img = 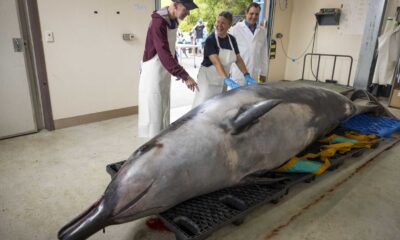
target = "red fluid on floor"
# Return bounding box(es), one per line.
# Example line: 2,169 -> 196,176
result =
145,217 -> 171,232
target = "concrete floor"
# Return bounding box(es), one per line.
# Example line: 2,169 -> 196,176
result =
1,105 -> 400,240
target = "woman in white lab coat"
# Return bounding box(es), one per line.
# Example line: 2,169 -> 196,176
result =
192,11 -> 257,108
230,2 -> 269,85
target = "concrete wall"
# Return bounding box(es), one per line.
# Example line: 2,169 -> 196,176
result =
269,0 -> 369,86
37,0 -> 154,120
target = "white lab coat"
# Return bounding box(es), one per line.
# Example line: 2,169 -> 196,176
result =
230,21 -> 268,85
372,20 -> 400,85
138,28 -> 177,138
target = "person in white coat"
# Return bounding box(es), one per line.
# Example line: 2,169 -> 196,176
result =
372,18 -> 400,86
230,2 -> 269,85
192,11 -> 257,108
138,0 -> 199,138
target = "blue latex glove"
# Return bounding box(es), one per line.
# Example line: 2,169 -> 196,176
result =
244,73 -> 257,85
224,77 -> 240,89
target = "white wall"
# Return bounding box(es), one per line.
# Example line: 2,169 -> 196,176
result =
269,0 -> 369,86
37,0 -> 154,120
267,0 -> 294,81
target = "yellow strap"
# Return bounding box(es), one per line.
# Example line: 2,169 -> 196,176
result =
319,134 -> 339,143
313,156 -> 331,175
345,131 -> 377,141
276,132 -> 378,175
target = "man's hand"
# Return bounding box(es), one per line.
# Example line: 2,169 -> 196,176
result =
183,77 -> 199,92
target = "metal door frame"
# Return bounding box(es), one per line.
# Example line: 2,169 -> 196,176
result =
155,0 -> 160,10
16,0 -> 54,131
353,0 -> 388,90
265,0 -> 275,79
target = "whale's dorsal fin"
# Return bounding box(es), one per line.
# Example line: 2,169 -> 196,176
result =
231,99 -> 282,134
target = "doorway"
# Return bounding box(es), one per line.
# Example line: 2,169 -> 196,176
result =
0,0 -> 53,139
0,0 -> 38,139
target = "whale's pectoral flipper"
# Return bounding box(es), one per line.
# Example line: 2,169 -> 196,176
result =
230,99 -> 282,135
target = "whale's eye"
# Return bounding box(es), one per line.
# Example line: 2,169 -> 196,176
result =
133,140 -> 163,157
134,142 -> 156,156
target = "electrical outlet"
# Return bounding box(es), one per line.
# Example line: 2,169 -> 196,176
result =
45,31 -> 54,43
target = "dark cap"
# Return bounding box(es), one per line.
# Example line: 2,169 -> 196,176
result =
173,0 -> 198,10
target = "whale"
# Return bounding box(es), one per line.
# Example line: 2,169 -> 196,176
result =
58,82 -> 392,239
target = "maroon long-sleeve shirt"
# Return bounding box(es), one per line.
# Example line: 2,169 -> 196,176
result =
142,7 -> 189,80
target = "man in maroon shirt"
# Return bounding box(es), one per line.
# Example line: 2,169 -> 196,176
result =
138,0 -> 199,138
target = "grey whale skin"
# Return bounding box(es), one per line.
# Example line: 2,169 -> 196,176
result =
58,83 -> 387,240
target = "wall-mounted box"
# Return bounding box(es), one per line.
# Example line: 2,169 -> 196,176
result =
122,33 -> 134,41
315,8 -> 341,26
